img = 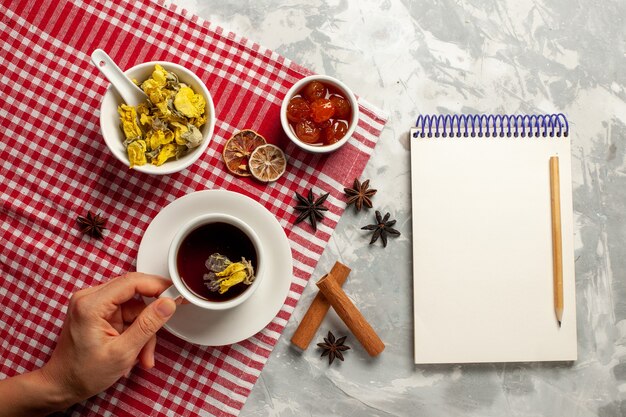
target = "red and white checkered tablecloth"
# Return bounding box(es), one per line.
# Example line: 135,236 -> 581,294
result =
0,0 -> 387,415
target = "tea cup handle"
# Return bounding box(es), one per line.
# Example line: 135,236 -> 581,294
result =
159,285 -> 184,303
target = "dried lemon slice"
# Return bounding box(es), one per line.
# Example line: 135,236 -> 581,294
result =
249,144 -> 287,182
223,129 -> 267,176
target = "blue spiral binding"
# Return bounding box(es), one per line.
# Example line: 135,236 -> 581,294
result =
413,113 -> 569,138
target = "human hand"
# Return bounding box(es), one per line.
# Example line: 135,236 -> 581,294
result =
40,272 -> 177,407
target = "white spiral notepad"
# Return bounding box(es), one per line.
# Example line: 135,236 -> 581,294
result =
410,114 -> 577,364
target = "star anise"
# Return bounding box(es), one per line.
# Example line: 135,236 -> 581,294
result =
361,210 -> 401,247
344,178 -> 377,212
294,189 -> 329,231
317,331 -> 350,365
77,211 -> 107,239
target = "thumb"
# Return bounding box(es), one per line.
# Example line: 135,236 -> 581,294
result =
120,298 -> 177,352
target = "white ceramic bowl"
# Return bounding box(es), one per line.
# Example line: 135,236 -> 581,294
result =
280,74 -> 359,154
165,213 -> 265,311
99,61 -> 216,175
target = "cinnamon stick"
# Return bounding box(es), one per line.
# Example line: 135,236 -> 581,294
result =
316,275 -> 385,356
291,262 -> 351,350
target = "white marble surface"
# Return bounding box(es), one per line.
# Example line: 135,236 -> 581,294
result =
172,1 -> 626,415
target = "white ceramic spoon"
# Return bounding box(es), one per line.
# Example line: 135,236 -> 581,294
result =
91,49 -> 147,106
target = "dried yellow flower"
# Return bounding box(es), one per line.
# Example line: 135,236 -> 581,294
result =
116,64 -> 207,168
174,85 -> 205,119
127,140 -> 147,168
117,104 -> 142,141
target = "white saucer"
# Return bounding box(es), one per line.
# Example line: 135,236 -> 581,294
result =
137,190 -> 293,346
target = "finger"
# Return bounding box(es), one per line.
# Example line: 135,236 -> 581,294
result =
138,335 -> 157,369
70,279 -> 109,300
75,271 -> 138,297
97,272 -> 172,306
117,297 -> 176,354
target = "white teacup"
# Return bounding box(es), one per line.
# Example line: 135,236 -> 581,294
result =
160,213 -> 265,310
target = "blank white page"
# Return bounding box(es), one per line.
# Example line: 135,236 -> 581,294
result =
410,131 -> 577,364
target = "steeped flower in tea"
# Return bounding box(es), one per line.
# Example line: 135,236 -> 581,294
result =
203,253 -> 255,294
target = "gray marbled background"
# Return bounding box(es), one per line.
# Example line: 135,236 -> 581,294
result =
171,0 -> 625,415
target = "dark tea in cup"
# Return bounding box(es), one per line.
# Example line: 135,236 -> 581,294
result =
165,213 -> 265,311
176,221 -> 258,302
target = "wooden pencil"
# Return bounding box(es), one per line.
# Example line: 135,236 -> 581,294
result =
549,156 -> 564,327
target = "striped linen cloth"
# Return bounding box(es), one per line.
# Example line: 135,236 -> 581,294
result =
0,0 -> 387,415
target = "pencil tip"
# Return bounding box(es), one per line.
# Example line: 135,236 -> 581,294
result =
558,320 -> 561,328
